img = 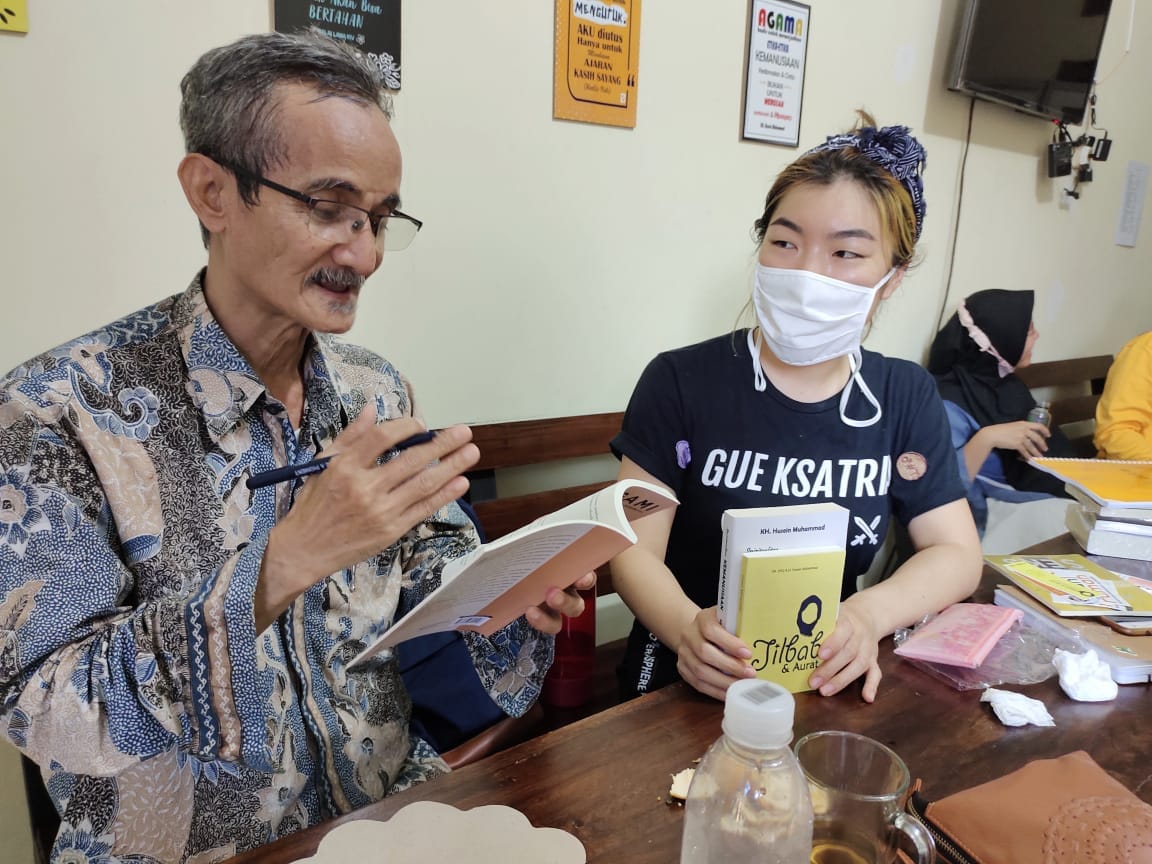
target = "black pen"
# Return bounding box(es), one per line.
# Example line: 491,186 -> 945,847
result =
245,430 -> 437,490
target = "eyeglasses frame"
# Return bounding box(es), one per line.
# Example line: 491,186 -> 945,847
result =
219,160 -> 423,250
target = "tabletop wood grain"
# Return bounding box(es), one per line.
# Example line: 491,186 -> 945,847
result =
227,537 -> 1152,863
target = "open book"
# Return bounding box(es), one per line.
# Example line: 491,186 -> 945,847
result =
348,480 -> 678,667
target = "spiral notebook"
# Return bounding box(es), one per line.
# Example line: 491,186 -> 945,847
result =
1029,458 -> 1152,510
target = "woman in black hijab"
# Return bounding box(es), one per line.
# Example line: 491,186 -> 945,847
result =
928,289 -> 1073,530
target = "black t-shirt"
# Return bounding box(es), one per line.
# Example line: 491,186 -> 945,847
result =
610,330 -> 965,695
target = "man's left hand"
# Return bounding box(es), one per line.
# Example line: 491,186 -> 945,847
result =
524,572 -> 597,635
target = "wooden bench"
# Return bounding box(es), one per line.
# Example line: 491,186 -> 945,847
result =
465,411 -> 625,596
1015,354 -> 1113,457
464,411 -> 630,724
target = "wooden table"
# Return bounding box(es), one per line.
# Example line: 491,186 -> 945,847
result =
230,537 -> 1152,863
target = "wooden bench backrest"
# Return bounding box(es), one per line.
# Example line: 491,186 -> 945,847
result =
1015,354 -> 1113,457
465,412 -> 625,595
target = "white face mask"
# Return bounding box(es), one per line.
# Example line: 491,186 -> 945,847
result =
752,264 -> 896,366
749,265 -> 895,427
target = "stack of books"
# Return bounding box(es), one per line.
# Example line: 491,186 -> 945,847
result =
1065,503 -> 1152,560
717,502 -> 850,692
986,552 -> 1152,684
1030,458 -> 1152,561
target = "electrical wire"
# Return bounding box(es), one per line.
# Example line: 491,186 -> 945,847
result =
1094,0 -> 1135,85
937,96 -> 975,331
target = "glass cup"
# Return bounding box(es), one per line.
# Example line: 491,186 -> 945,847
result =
794,730 -> 935,864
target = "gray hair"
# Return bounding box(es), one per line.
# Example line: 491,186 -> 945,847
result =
179,29 -> 393,243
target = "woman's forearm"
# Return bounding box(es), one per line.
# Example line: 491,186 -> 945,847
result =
848,541 -> 983,637
610,544 -> 700,652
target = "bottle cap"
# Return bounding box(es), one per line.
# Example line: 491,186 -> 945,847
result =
722,679 -> 796,749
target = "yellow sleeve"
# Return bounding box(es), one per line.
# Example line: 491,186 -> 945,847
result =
1095,332 -> 1152,461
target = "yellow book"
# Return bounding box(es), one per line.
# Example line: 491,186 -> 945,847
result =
717,503 -> 850,633
736,547 -> 844,693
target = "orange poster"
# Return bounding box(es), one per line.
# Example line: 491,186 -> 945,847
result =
553,0 -> 641,128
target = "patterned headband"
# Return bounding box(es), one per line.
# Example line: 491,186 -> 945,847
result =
806,125 -> 927,241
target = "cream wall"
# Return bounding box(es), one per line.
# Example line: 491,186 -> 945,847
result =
1,1 -> 1150,858
2,1 -> 1150,423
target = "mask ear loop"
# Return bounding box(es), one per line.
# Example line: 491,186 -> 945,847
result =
956,301 -> 1015,378
839,352 -> 883,428
748,328 -> 767,392
754,329 -> 880,426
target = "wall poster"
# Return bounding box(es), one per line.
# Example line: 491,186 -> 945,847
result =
553,0 -> 642,129
274,0 -> 401,88
742,0 -> 810,146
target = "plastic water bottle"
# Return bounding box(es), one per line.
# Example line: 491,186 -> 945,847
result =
1027,400 -> 1052,428
680,680 -> 813,864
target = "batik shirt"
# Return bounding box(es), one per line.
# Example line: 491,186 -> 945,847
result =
0,273 -> 551,864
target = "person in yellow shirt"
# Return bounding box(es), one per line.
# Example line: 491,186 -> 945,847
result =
1095,331 -> 1152,460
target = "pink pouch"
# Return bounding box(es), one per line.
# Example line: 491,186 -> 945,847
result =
894,603 -> 1022,669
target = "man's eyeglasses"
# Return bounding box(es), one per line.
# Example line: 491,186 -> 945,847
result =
221,161 -> 422,253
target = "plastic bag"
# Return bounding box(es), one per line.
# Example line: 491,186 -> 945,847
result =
893,615 -> 1084,691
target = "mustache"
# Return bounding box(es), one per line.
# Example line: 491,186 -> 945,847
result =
309,268 -> 365,291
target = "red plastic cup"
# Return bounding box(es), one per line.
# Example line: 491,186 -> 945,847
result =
542,586 -> 597,709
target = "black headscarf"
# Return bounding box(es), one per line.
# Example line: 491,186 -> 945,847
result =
928,289 -> 1072,495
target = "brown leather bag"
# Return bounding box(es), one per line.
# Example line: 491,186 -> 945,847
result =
906,751 -> 1152,864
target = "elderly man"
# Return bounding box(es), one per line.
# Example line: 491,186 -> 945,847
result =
0,30 -> 588,863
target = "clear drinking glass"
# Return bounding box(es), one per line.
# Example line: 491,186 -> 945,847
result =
794,730 -> 935,864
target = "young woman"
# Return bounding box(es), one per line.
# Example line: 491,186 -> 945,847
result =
609,114 -> 982,704
921,288 -> 1073,539
927,289 -> 1075,534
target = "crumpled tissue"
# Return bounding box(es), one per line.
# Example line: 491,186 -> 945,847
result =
1053,648 -> 1118,702
980,687 -> 1055,727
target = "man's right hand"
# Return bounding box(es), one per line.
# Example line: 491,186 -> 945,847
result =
255,404 -> 480,630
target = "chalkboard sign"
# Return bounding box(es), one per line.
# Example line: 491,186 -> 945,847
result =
274,0 -> 402,89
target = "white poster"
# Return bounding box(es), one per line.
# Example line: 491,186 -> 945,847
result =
1115,160 -> 1149,248
742,0 -> 810,146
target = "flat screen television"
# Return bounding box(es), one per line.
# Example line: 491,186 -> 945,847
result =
949,0 -> 1113,126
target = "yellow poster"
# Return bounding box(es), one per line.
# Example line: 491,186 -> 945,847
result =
0,1 -> 28,33
553,0 -> 641,128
